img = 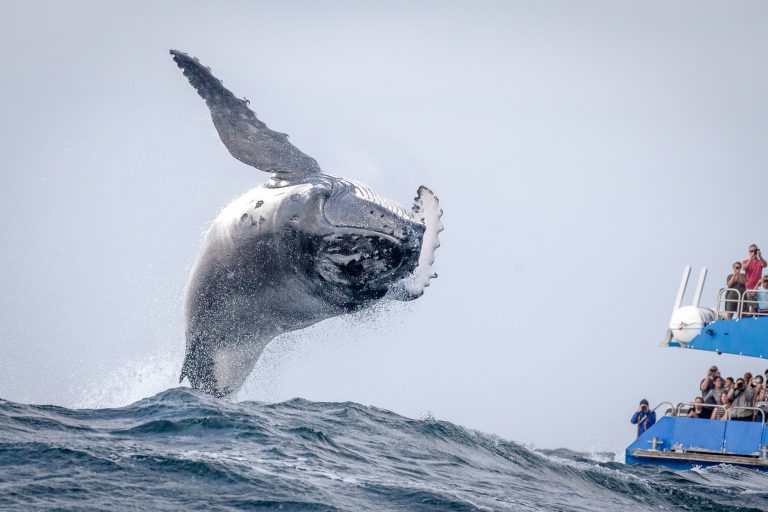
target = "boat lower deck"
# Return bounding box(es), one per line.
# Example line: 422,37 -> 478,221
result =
628,448 -> 768,469
625,415 -> 768,470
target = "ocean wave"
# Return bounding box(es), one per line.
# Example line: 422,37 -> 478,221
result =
1,388 -> 768,511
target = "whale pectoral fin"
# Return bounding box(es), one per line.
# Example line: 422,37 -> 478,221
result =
387,186 -> 443,301
170,50 -> 321,180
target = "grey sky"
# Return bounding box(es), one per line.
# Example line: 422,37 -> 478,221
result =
1,1 -> 767,451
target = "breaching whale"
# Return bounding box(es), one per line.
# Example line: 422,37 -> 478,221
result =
171,50 -> 443,397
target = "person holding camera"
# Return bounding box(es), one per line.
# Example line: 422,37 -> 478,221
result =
743,244 -> 767,314
700,366 -> 719,398
703,375 -> 727,412
725,262 -> 746,319
728,378 -> 755,421
631,399 -> 656,437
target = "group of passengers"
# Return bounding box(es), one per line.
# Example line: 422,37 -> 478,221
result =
692,365 -> 768,421
724,243 -> 768,318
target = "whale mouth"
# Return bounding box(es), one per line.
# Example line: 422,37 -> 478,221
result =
315,230 -> 420,301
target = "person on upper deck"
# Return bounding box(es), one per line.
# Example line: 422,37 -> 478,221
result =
755,277 -> 768,315
743,244 -> 766,287
688,397 -> 709,419
725,262 -> 746,319
743,244 -> 767,315
631,399 -> 656,437
728,378 -> 755,421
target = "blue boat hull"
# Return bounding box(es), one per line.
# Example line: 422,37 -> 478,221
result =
626,416 -> 768,470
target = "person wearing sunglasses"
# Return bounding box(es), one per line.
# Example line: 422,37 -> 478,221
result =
726,261 -> 746,319
743,244 -> 767,315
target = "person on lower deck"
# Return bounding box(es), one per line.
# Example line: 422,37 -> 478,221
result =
711,392 -> 731,420
726,262 -> 746,319
688,397 -> 708,419
631,399 -> 656,437
753,375 -> 767,422
699,366 -> 719,398
728,378 -> 755,421
703,376 -> 726,405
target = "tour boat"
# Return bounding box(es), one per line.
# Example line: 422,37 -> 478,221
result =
625,266 -> 768,469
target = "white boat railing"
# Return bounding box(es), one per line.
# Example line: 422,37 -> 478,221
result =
715,288 -> 768,319
672,401 -> 768,423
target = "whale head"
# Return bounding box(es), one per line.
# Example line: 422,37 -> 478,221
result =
294,177 -> 425,308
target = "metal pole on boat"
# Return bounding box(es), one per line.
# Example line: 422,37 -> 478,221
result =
692,267 -> 708,307
673,266 -> 691,311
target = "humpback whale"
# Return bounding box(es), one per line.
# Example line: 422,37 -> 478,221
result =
171,50 -> 443,397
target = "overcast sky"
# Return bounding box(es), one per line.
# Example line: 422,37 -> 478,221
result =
2,1 -> 768,452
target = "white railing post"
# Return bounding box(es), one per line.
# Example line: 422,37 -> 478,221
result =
673,265 -> 692,312
693,267 -> 708,307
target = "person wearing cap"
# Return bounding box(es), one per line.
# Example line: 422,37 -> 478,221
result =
700,366 -> 719,398
630,399 -> 656,437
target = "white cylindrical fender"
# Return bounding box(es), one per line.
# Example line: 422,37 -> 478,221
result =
669,306 -> 716,344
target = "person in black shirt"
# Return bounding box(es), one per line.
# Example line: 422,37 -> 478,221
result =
688,397 -> 708,419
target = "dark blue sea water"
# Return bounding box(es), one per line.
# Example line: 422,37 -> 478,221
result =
1,388 -> 767,511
